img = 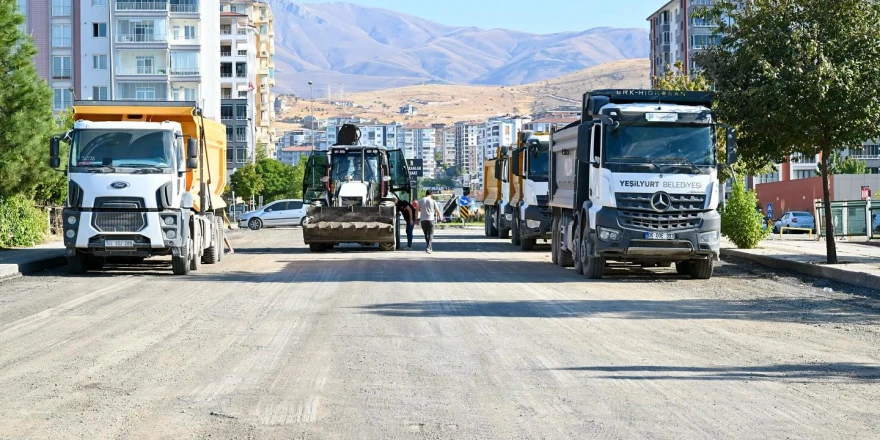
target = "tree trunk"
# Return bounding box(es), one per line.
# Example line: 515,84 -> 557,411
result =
820,146 -> 838,264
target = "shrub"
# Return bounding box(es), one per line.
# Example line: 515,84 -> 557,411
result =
0,194 -> 47,248
721,178 -> 769,249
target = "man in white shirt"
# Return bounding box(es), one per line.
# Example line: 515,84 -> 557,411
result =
417,190 -> 444,253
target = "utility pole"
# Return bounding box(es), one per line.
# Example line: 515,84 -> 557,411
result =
308,81 -> 315,151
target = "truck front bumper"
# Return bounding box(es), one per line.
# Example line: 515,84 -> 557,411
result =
62,208 -> 185,256
521,205 -> 552,239
592,208 -> 720,261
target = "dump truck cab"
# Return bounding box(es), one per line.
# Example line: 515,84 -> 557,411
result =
509,131 -> 552,249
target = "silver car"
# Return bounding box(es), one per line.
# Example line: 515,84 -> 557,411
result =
238,199 -> 308,230
773,211 -> 816,234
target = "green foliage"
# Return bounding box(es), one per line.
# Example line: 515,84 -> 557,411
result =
33,109 -> 77,205
288,157 -> 308,199
255,158 -> 297,203
444,166 -> 462,178
816,151 -> 870,175
695,0 -> 880,263
0,194 -> 47,248
255,143 -> 269,161
721,179 -> 768,249
0,3 -> 59,200
653,60 -> 711,91
229,163 -> 263,200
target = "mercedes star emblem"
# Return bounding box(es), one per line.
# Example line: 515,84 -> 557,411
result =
651,192 -> 671,212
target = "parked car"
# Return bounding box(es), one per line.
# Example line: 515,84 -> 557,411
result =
872,211 -> 880,234
227,204 -> 247,222
238,199 -> 308,230
773,211 -> 816,234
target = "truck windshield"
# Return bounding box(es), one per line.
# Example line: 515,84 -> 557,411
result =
332,150 -> 380,183
71,129 -> 174,168
528,143 -> 550,180
604,123 -> 714,173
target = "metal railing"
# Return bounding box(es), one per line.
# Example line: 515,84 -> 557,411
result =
116,33 -> 167,43
116,1 -> 168,10
169,2 -> 198,12
220,51 -> 232,56
52,69 -> 72,79
220,29 -> 233,35
116,66 -> 167,75
220,72 -> 233,78
170,68 -> 199,76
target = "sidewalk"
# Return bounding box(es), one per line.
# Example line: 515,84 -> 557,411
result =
721,236 -> 880,289
0,241 -> 66,280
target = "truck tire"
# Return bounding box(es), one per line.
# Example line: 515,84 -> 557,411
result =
484,210 -> 491,236
551,218 -> 559,265
379,242 -> 395,252
689,259 -> 714,279
582,234 -> 605,280
487,207 -> 499,237
67,252 -> 89,275
557,223 -> 574,268
202,217 -> 221,265
498,212 -> 509,239
675,261 -> 691,275
189,237 -> 200,271
511,217 -> 521,246
572,226 -> 584,275
520,237 -> 535,251
172,243 -> 191,275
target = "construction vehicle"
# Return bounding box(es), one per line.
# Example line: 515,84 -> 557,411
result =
482,147 -> 512,238
302,124 -> 411,252
49,101 -> 227,275
508,130 -> 552,250
549,89 -> 736,279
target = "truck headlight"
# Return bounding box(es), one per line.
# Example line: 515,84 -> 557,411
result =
165,230 -> 177,239
699,231 -> 719,243
67,215 -> 77,225
527,220 -> 541,228
598,227 -> 621,242
65,230 -> 75,238
163,216 -> 175,226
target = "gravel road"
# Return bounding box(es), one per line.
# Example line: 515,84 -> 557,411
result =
0,228 -> 878,439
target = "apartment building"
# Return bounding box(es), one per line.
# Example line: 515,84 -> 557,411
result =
647,0 -> 719,81
454,121 -> 481,180
19,0 -> 77,112
325,121 -> 397,149
480,116 -> 529,160
277,145 -> 312,167
398,125 -> 437,179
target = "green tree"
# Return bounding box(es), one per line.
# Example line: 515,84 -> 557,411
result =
816,151 -> 870,175
255,158 -> 296,203
653,60 -> 711,91
255,143 -> 269,161
0,3 -> 58,199
695,0 -> 880,263
229,163 -> 263,201
34,108 -> 77,205
288,157 -> 308,199
721,178 -> 769,249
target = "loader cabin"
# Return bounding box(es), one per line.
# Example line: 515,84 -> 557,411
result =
303,145 -> 411,206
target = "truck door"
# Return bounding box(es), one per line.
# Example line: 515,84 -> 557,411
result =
303,151 -> 328,202
387,149 -> 411,199
589,124 -> 603,206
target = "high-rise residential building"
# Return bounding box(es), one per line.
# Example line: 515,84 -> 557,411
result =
647,0 -> 720,82
18,0 -> 221,116
398,125 -> 437,178
442,128 -> 456,169
251,0 -> 275,157
325,121 -> 397,149
454,121 -> 481,180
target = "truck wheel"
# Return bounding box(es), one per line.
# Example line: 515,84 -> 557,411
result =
689,259 -> 714,279
558,225 -> 574,268
582,235 -> 605,280
189,237 -> 200,271
172,243 -> 191,275
202,219 -> 221,265
487,207 -> 499,237
551,218 -> 559,265
521,237 -> 535,251
572,226 -> 584,275
511,217 -> 521,246
484,211 -> 490,236
379,242 -> 395,252
498,213 -> 509,239
67,252 -> 89,275
675,261 -> 691,275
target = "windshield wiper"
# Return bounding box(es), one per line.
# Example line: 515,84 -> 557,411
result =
127,164 -> 167,174
86,166 -> 117,173
609,156 -> 664,173
664,157 -> 704,175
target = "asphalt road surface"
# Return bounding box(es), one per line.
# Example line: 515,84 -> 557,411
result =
1,228 -> 878,439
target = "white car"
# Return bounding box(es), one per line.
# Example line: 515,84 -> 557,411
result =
238,199 -> 308,230
873,212 -> 880,234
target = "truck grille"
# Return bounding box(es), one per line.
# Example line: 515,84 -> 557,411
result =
92,197 -> 147,232
616,192 -> 706,231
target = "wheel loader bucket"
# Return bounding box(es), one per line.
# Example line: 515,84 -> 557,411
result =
303,205 -> 397,245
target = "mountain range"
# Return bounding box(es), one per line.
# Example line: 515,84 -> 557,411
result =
267,1 -> 650,94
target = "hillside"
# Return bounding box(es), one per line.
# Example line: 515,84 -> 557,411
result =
275,59 -> 650,131
267,0 -> 648,93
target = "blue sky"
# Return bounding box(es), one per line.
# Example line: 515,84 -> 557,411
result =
304,0 -> 661,33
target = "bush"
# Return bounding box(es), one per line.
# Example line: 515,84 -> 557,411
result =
721,178 -> 769,249
0,195 -> 47,248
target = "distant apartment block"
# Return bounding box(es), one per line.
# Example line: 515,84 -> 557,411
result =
647,0 -> 720,82
277,145 -> 312,167
398,125 -> 437,179
454,121 -> 481,181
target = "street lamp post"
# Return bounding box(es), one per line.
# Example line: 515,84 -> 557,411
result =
308,80 -> 314,151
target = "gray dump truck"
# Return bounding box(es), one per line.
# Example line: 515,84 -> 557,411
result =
301,125 -> 411,252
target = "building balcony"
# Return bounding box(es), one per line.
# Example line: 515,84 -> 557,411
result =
221,50 -> 231,57
115,66 -> 169,76
169,0 -> 199,13
169,35 -> 199,45
116,33 -> 167,44
116,1 -> 168,11
51,69 -> 72,80
170,67 -> 199,76
51,6 -> 72,16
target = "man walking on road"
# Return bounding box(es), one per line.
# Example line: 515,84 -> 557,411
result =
418,190 -> 443,253
396,197 -> 416,250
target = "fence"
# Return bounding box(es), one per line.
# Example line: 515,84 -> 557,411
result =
815,200 -> 873,239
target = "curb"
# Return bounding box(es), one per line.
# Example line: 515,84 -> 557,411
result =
0,253 -> 67,281
721,248 -> 880,290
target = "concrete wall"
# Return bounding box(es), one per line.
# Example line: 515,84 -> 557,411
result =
755,176 -> 827,215
833,174 -> 880,200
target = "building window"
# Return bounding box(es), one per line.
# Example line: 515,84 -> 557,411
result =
93,54 -> 108,70
692,34 -> 721,49
238,90 -> 248,98
794,170 -> 818,180
220,24 -> 232,35
260,24 -> 268,35
172,87 -> 196,101
235,105 -> 247,120
221,88 -> 232,99
791,152 -> 817,164
170,51 -> 199,75
236,127 -> 247,142
52,0 -> 71,16
135,86 -> 156,100
235,62 -> 247,78
236,147 -> 246,163
92,0 -> 108,5
850,144 -> 880,159
136,55 -> 155,74
221,105 -> 233,120
92,86 -> 109,100
53,89 -> 72,110
227,148 -> 234,162
93,23 -> 107,38
52,56 -> 71,79
691,17 -> 711,27
52,24 -> 71,47
230,5 -> 237,12
226,126 -> 233,141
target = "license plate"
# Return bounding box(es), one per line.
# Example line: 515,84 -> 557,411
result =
645,232 -> 675,240
105,240 -> 135,247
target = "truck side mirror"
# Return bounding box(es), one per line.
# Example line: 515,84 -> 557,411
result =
511,151 -> 521,177
49,137 -> 61,169
726,128 -> 738,165
187,138 -> 199,159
